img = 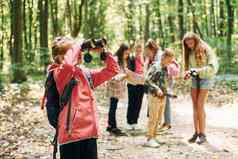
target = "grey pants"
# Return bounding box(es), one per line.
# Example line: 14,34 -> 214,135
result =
164,96 -> 171,125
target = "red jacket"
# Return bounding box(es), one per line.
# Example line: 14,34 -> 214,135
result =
49,44 -> 119,145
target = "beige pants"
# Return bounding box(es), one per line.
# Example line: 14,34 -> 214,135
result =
147,94 -> 166,139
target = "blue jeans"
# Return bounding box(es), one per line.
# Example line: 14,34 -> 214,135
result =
164,96 -> 171,125
192,78 -> 213,89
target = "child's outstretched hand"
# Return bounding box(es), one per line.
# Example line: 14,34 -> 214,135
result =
184,71 -> 191,80
114,73 -> 128,81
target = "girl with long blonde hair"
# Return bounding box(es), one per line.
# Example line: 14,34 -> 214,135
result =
183,32 -> 218,144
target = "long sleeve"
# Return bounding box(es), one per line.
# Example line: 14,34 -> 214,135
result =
111,72 -> 127,81
90,53 -> 120,88
64,43 -> 81,66
198,47 -> 219,79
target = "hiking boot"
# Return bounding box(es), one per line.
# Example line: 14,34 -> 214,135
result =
106,127 -> 127,136
188,132 -> 198,143
197,133 -> 207,145
144,138 -> 160,148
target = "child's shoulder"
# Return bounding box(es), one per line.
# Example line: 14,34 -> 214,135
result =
150,61 -> 162,70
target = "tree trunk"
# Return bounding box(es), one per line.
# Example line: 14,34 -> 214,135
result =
219,0 -> 225,37
138,4 -> 143,38
125,0 -> 136,43
23,0 -> 28,57
27,0 -> 33,62
10,0 -> 27,83
71,0 -> 85,37
168,0 -> 176,42
187,0 -> 203,38
210,0 -> 217,37
66,0 -> 72,33
155,0 -> 165,48
204,0 -> 209,36
178,0 -> 185,40
144,4 -> 150,44
0,4 -> 4,70
38,0 -> 49,72
49,0 -> 58,37
225,0 -> 234,61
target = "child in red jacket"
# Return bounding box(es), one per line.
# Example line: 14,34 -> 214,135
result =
47,37 -> 119,159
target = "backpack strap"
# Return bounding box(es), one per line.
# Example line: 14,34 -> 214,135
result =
40,71 -> 54,110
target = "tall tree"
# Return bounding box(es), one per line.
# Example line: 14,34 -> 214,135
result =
187,0 -> 203,38
0,2 -> 5,70
138,4 -> 144,38
38,0 -> 49,71
10,0 -> 27,83
219,0 -> 225,37
124,0 -> 137,43
168,0 -> 176,42
154,0 -> 165,47
71,0 -> 85,37
225,0 -> 234,61
49,0 -> 59,37
210,0 -> 217,37
27,0 -> 34,62
144,4 -> 150,43
178,0 -> 185,40
83,0 -> 108,38
203,0 -> 209,36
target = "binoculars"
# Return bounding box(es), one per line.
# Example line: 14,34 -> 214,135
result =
81,38 -> 108,63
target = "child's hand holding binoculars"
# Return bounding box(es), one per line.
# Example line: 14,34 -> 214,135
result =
81,38 -> 108,63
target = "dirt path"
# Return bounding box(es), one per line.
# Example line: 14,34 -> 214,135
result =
1,84 -> 238,159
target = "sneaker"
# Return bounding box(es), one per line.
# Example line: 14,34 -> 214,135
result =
197,133 -> 207,145
159,124 -> 172,131
132,124 -> 138,130
188,132 -> 198,143
106,127 -> 127,136
126,124 -> 134,131
144,139 -> 160,148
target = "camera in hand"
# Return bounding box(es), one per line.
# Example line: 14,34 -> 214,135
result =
81,38 -> 107,63
189,69 -> 199,78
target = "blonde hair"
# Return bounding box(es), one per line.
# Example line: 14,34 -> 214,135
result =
51,37 -> 75,64
182,32 -> 209,70
163,48 -> 175,58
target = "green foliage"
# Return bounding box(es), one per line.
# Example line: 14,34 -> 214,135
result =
0,0 -> 238,84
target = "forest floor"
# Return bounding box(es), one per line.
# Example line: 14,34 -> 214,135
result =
0,79 -> 238,159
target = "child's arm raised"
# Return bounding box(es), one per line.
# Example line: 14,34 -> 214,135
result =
90,53 -> 120,88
